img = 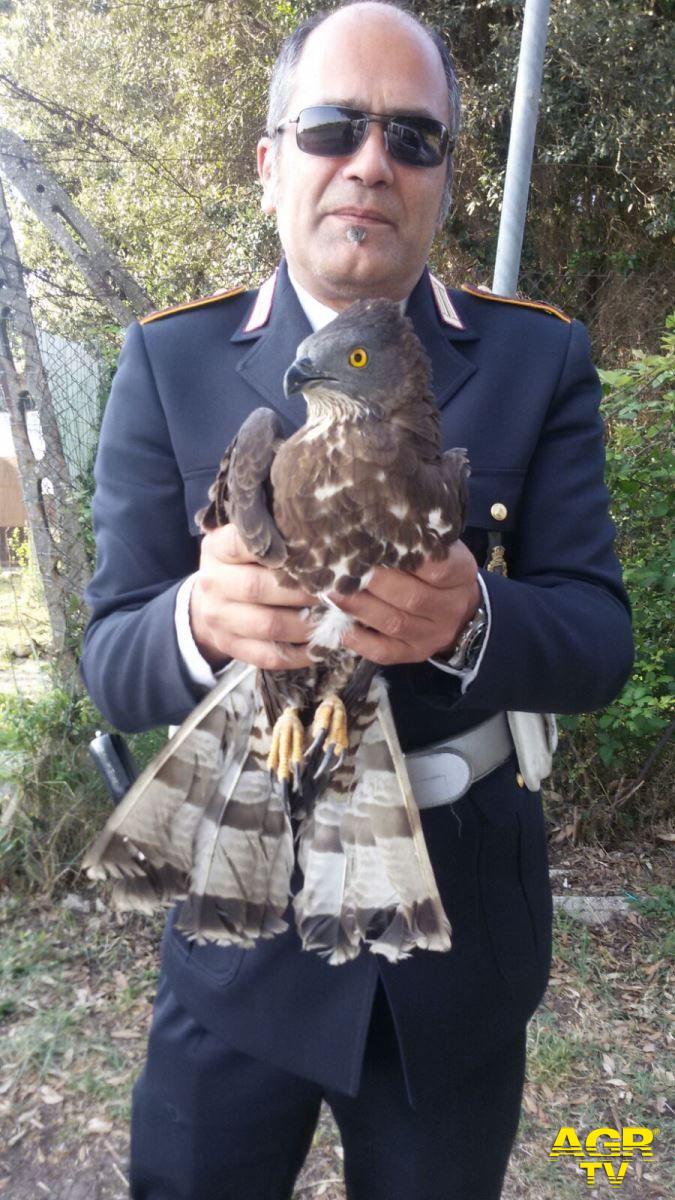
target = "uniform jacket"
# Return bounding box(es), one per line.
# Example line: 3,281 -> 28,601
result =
80,258 -> 633,1109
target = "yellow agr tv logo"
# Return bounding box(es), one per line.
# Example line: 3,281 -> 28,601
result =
549,1126 -> 658,1187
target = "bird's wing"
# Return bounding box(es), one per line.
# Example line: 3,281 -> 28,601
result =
441,447 -> 470,532
197,407 -> 288,567
406,445 -> 470,560
82,662 -> 294,944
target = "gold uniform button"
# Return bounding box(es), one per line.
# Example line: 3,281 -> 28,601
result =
491,502 -> 508,521
516,772 -> 525,788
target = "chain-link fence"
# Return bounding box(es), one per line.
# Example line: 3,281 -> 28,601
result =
0,313 -> 108,694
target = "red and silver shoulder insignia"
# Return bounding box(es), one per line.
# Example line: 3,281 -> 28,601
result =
243,268 -> 279,333
429,274 -> 465,330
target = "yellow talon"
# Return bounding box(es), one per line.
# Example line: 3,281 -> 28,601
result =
308,694 -> 349,773
267,706 -> 305,785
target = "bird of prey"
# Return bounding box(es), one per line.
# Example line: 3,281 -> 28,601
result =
83,299 -> 469,965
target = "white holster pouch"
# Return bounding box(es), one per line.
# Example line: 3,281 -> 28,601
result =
506,711 -> 558,791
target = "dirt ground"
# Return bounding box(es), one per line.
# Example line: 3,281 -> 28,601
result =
0,843 -> 672,1199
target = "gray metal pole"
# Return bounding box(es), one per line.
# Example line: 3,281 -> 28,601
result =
492,0 -> 551,297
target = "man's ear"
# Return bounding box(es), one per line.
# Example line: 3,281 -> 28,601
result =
257,138 -> 277,215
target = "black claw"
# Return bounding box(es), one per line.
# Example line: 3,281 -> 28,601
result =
332,749 -> 346,773
305,727 -> 327,759
282,779 -> 291,808
314,745 -> 336,780
293,761 -> 303,795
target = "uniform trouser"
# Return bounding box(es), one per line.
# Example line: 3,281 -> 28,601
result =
130,969 -> 527,1200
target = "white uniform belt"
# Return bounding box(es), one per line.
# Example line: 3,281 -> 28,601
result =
404,712 -> 513,809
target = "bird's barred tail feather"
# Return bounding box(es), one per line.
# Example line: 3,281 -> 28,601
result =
293,676 -> 452,965
82,662 -> 294,944
85,666 -> 451,964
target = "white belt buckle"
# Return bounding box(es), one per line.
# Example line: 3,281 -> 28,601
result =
405,749 -> 473,809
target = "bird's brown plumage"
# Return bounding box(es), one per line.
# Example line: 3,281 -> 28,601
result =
84,299 -> 469,964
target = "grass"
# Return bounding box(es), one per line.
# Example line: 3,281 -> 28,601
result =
512,904 -> 673,1199
0,898 -> 158,1197
527,1023 -> 591,1086
630,884 -> 675,922
0,859 -> 672,1199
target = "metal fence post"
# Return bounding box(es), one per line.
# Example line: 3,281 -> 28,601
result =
492,0 -> 551,298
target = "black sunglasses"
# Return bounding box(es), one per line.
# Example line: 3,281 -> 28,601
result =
276,105 -> 453,168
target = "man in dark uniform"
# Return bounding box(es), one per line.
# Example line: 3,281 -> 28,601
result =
80,3 -> 633,1197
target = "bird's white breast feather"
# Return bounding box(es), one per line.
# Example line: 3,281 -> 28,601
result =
427,508 -> 454,534
315,481 -> 351,501
309,604 -> 354,650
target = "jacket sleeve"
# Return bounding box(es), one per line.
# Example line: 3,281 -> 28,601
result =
79,321 -> 205,731
451,317 -> 633,714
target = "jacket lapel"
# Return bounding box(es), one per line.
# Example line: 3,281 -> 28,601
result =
405,269 -> 479,412
232,261 -> 479,431
232,261 -> 312,433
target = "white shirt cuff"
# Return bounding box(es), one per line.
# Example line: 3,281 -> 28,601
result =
427,573 -> 492,694
175,573 -> 235,690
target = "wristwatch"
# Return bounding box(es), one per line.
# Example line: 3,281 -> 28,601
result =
443,603 -> 488,671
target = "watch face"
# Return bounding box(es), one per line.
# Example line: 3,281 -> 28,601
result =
465,631 -> 485,669
465,610 -> 488,668
445,606 -> 487,670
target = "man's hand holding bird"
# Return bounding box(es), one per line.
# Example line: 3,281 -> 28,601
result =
190,523 -> 317,672
190,523 -> 479,672
335,544 -> 480,665
84,299 -> 471,965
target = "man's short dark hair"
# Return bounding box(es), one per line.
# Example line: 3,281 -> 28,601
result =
266,0 -> 461,222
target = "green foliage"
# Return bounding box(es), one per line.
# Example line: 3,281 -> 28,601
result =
0,685 -> 166,893
561,314 -> 674,769
553,315 -> 674,834
7,526 -> 29,572
628,885 -> 675,921
405,1 -> 673,351
0,534 -> 52,657
0,1 -> 671,354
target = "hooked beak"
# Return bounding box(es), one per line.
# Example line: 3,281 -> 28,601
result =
283,356 -> 331,397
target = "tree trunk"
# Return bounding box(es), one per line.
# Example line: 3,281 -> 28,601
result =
0,126 -> 153,324
0,176 -> 90,663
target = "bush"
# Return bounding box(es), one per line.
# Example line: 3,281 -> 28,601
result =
0,684 -> 166,895
553,314 -> 675,836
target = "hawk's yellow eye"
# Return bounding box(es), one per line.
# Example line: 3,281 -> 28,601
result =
348,347 -> 368,368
